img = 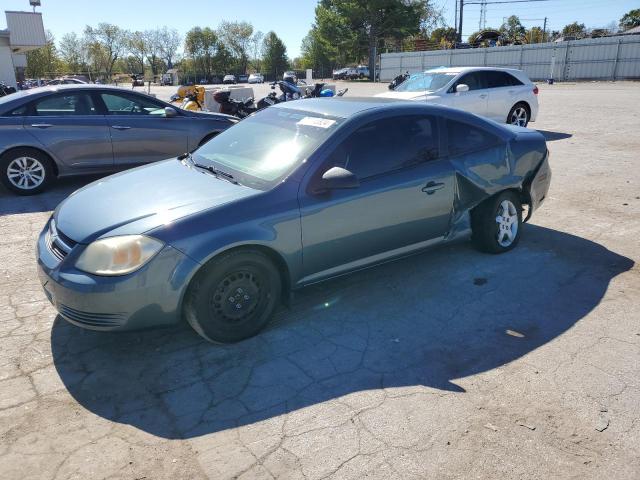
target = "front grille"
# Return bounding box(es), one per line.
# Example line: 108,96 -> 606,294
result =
58,304 -> 126,328
46,220 -> 77,262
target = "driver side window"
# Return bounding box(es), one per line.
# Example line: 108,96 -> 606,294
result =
325,115 -> 440,180
452,72 -> 485,92
100,93 -> 165,115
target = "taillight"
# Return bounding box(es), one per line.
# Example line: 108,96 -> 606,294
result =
533,85 -> 539,95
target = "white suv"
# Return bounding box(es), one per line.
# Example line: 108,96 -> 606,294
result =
377,67 -> 539,127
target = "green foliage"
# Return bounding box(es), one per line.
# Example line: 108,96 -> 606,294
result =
562,22 -> 587,38
25,31 -> 62,78
262,31 -> 289,78
500,15 -> 526,43
619,9 -> 640,30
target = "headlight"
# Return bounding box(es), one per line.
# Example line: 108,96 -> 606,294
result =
75,235 -> 164,276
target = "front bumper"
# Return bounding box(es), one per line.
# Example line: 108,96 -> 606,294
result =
37,221 -> 200,331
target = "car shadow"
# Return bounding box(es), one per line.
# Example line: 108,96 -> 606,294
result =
51,225 -> 633,439
536,130 -> 573,141
0,175 -> 105,216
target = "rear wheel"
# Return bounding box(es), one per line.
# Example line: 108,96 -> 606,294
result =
507,102 -> 530,127
0,148 -> 54,195
184,249 -> 281,343
471,191 -> 523,253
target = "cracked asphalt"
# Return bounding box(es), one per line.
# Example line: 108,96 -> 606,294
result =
1,82 -> 639,479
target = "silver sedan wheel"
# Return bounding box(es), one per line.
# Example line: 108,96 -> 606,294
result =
496,200 -> 519,247
510,107 -> 529,127
7,156 -> 46,190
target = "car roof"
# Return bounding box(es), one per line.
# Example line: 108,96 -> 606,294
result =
424,66 -> 525,75
273,96 -> 456,119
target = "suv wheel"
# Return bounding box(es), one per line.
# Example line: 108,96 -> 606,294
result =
508,103 -> 530,127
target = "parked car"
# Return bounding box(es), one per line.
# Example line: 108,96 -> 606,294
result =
47,77 -> 88,86
131,74 -> 145,87
248,73 -> 264,84
223,75 -> 237,84
37,97 -> 551,343
377,67 -> 539,127
237,74 -> 249,83
0,85 -> 237,194
355,65 -> 370,79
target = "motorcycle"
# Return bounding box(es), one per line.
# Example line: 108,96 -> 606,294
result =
213,90 -> 256,118
180,91 -> 202,111
388,72 -> 410,90
256,80 -> 303,109
0,82 -> 17,97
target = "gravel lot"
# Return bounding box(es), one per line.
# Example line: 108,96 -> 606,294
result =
1,81 -> 639,480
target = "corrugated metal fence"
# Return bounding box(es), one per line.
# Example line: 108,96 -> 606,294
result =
379,35 -> 640,82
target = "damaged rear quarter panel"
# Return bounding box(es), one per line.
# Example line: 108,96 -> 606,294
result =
449,128 -> 548,222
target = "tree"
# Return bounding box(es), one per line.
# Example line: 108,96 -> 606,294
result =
561,22 -> 586,38
320,0 -> 425,79
500,15 -> 526,43
526,26 -> 546,43
185,27 -> 228,79
59,32 -> 88,74
262,31 -> 289,79
218,21 -> 254,74
143,29 -> 163,76
158,27 -> 181,69
26,31 -> 60,78
249,31 -> 264,72
619,9 -> 640,30
84,23 -> 128,79
430,27 -> 456,49
127,31 -> 147,74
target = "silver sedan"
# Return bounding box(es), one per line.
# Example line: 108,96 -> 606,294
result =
0,85 -> 237,194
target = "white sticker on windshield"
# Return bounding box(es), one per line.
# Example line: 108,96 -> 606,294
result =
297,117 -> 336,129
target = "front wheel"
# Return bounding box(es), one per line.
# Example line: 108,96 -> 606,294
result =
471,191 -> 523,253
507,103 -> 530,127
184,250 -> 281,343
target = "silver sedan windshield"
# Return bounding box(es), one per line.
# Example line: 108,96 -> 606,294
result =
394,72 -> 456,92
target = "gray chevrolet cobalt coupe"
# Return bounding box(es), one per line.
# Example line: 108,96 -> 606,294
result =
0,85 -> 236,194
37,98 -> 551,343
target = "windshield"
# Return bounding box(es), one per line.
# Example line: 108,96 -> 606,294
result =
394,72 -> 456,92
193,107 -> 344,189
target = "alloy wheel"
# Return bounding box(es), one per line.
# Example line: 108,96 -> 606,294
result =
510,107 -> 528,127
495,200 -> 519,247
7,157 -> 46,190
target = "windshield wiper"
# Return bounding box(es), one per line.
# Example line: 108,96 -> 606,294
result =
180,153 -> 240,185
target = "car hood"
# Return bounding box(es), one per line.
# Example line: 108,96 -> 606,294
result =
54,159 -> 261,244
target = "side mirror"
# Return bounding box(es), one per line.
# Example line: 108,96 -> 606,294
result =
314,167 -> 359,194
164,106 -> 178,118
455,83 -> 469,93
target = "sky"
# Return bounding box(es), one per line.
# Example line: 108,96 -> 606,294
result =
2,0 -> 638,57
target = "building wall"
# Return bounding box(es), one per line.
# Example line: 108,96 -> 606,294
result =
0,39 -> 16,88
379,35 -> 640,82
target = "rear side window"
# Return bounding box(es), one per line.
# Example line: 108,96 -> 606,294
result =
32,93 -> 97,116
327,115 -> 440,180
486,71 -> 524,88
446,120 -> 500,156
3,105 -> 28,117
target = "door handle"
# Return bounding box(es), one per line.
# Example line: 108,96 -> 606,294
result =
111,125 -> 132,130
422,181 -> 445,195
30,123 -> 53,128
479,94 -> 488,99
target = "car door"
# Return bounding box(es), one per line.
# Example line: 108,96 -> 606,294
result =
23,91 -> 113,170
449,71 -> 489,117
485,71 -> 523,122
96,91 -> 190,167
299,115 -> 455,281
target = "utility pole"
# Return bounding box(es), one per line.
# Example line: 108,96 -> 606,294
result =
454,0 -> 458,39
457,0 -> 464,43
543,17 -> 548,42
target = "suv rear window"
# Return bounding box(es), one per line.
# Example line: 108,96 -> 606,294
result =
486,71 -> 524,88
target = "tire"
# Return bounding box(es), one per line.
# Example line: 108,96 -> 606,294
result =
184,249 -> 282,343
507,102 -> 530,127
471,191 -> 523,254
0,148 -> 54,195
